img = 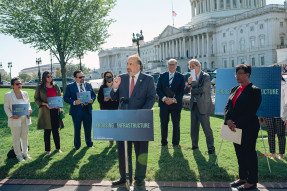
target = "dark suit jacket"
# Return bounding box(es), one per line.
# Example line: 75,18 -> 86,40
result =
184,71 -> 211,114
64,81 -> 96,116
156,71 -> 185,109
224,83 -> 262,132
110,72 -> 156,110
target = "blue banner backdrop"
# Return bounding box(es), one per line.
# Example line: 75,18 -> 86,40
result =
215,67 -> 282,117
92,110 -> 154,141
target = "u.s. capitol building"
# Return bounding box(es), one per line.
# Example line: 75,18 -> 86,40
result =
98,0 -> 287,76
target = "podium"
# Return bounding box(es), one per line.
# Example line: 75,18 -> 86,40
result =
92,109 -> 154,190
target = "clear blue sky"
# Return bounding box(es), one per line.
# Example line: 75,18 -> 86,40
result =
0,0 -> 285,77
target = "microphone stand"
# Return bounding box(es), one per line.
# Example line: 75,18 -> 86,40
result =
119,97 -> 131,190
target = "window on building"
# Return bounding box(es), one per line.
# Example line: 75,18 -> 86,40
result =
259,24 -> 264,29
280,22 -> 283,27
223,33 -> 226,37
230,43 -> 234,52
251,39 -> 255,49
280,37 -> 284,46
252,57 -> 255,66
240,29 -> 243,33
226,0 -> 230,8
240,39 -> 245,51
233,0 -> 236,7
260,56 -> 265,65
215,0 -> 217,9
220,0 -> 224,9
260,37 -> 265,47
224,60 -> 227,68
232,60 -> 235,67
223,44 -> 227,53
250,26 -> 254,31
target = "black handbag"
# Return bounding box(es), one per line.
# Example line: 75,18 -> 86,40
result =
7,145 -> 30,159
163,87 -> 175,98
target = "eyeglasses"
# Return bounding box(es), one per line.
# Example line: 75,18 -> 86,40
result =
234,72 -> 246,77
78,76 -> 85,79
168,64 -> 176,66
46,76 -> 53,78
15,83 -> 22,86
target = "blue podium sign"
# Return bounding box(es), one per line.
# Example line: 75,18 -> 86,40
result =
92,110 -> 154,141
47,96 -> 63,108
12,104 -> 29,116
77,91 -> 91,103
215,67 -> 282,117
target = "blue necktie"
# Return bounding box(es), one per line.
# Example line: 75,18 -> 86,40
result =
169,74 -> 174,87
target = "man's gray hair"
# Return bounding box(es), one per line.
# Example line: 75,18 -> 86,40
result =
189,59 -> 201,67
168,58 -> 177,65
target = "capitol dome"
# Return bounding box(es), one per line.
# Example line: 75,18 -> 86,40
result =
188,0 -> 266,25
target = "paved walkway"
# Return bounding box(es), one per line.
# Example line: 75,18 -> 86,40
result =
0,179 -> 287,191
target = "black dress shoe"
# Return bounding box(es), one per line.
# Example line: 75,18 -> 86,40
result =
112,178 -> 126,185
230,180 -> 246,187
191,146 -> 199,150
134,179 -> 145,187
237,184 -> 257,190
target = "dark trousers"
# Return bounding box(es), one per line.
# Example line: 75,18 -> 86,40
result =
116,141 -> 148,181
44,109 -> 60,151
190,103 -> 214,151
234,126 -> 259,184
159,106 -> 181,146
265,117 -> 286,154
72,107 -> 93,149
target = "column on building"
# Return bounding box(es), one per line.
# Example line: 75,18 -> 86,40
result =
175,39 -> 178,58
192,1 -> 195,17
224,0 -> 226,10
197,35 -> 200,58
217,0 -> 220,10
189,37 -> 192,58
212,33 -> 216,55
237,0 -> 240,8
251,0 -> 254,8
193,36 -> 196,58
202,34 -> 205,57
159,44 -> 162,61
182,37 -> 186,58
231,0 -> 233,9
263,0 -> 266,6
180,37 -> 183,58
203,0 -> 206,12
206,33 -> 210,57
165,42 -> 168,60
196,0 -> 199,15
162,43 -> 165,60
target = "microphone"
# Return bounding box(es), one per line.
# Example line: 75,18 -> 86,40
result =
119,97 -> 129,110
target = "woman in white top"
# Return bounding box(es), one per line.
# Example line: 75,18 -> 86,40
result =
4,77 -> 32,162
265,76 -> 287,160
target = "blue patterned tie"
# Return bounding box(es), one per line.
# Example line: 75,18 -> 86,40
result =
169,74 -> 174,87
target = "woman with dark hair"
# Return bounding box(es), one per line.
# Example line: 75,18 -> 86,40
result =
265,75 -> 287,160
34,71 -> 64,155
97,71 -> 119,147
224,64 -> 262,190
4,77 -> 32,162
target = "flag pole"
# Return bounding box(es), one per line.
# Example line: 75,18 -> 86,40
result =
171,0 -> 174,26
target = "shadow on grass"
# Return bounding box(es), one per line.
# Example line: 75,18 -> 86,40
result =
193,149 -> 231,181
0,158 -> 18,178
43,148 -> 88,179
154,146 -> 196,181
78,146 -> 117,180
9,153 -> 52,179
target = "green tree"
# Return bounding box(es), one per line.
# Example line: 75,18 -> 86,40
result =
0,0 -> 116,93
18,73 -> 32,82
31,73 -> 39,80
66,63 -> 91,78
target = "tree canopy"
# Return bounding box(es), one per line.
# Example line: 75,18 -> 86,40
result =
0,0 -> 116,92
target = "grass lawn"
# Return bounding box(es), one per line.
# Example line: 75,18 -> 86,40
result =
0,88 -> 286,182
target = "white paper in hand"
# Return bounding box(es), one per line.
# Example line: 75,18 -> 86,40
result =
190,69 -> 196,81
220,123 -> 242,145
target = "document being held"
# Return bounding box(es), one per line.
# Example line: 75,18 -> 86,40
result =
12,104 -> 29,116
77,91 -> 91,103
47,96 -> 63,108
220,123 -> 242,145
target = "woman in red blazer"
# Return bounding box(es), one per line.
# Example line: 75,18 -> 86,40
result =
224,64 -> 262,190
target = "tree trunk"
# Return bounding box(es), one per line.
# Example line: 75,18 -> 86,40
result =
59,52 -> 67,95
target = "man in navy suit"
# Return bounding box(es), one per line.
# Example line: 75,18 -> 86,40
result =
156,59 -> 185,147
64,70 -> 96,150
110,54 -> 156,187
